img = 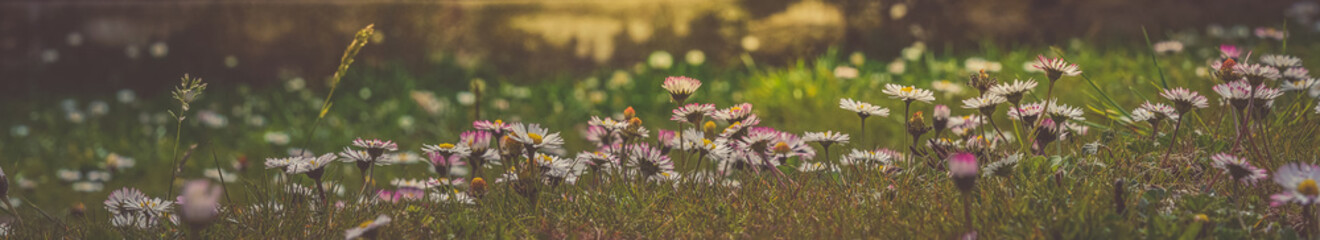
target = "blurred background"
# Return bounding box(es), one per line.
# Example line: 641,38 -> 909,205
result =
0,0 -> 1299,99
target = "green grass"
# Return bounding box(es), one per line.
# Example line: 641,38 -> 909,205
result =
1,32 -> 1320,238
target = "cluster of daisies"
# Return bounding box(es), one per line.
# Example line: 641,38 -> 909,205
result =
102,180 -> 222,231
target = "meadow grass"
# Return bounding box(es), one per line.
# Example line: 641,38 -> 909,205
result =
1,28 -> 1319,239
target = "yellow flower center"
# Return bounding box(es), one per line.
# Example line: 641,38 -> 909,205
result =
901,86 -> 913,93
702,139 -> 713,148
528,133 -> 543,144
540,155 -> 553,163
661,172 -> 671,177
438,143 -> 455,149
359,220 -> 374,228
494,119 -> 503,125
731,106 -> 741,111
1301,179 -> 1320,196
772,142 -> 790,154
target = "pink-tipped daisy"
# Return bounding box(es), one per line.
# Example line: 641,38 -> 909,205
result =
473,120 -> 514,136
661,76 -> 702,103
711,103 -> 755,123
948,152 -> 978,192
1033,55 -> 1081,81
960,95 -> 1006,115
671,103 -> 716,125
1211,153 -> 1267,184
1159,88 -> 1209,113
1235,63 -> 1281,85
352,138 -> 398,158
1272,163 -> 1320,205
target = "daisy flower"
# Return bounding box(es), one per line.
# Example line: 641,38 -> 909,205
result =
840,149 -> 891,167
803,131 -> 850,148
474,120 -> 514,137
538,153 -> 586,185
509,123 -> 565,153
1213,80 -> 1254,110
1211,153 -> 1267,184
576,151 -> 620,171
340,147 -> 396,171
1046,101 -> 1085,123
1283,68 -> 1310,82
671,103 -> 716,125
1139,101 -> 1179,121
345,215 -> 392,240
1235,63 -> 1281,85
1272,163 -> 1320,205
287,153 -> 337,178
711,103 -> 755,123
1260,54 -> 1302,69
769,132 -> 816,162
1006,102 -> 1045,123
961,94 -> 1006,115
352,138 -> 398,158
104,187 -> 147,215
882,84 -> 936,103
948,152 -> 978,192
588,116 -> 627,133
839,98 -> 889,118
798,162 -> 840,173
982,154 -> 1022,178
987,79 -> 1038,104
458,131 -> 493,155
661,76 -> 702,103
627,144 -> 675,179
426,150 -> 467,176
1033,55 -> 1082,81
933,105 -> 951,132
1159,88 -> 1209,113
265,157 -> 298,170
1277,77 -> 1320,91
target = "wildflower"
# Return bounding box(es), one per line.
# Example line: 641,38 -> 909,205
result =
661,76 -> 702,103
179,180 -> 222,230
426,148 -> 468,176
711,103 -> 755,123
264,131 -> 291,145
803,131 -> 850,148
1283,68 -> 1311,83
197,110 -> 228,128
627,144 -> 675,179
1139,102 -> 1179,122
982,154 -> 1021,178
1261,54 -> 1303,69
1271,163 -> 1320,205
907,111 -> 931,137
469,177 -> 487,197
1007,102 -> 1045,124
987,79 -> 1038,105
968,69 -> 997,94
882,84 -> 936,103
537,154 -> 586,185
1046,101 -> 1085,123
57,169 -> 81,182
1211,153 -> 1267,184
948,153 -> 978,192
577,151 -> 620,171
932,105 -> 951,133
510,123 -> 565,153
658,130 -> 677,153
203,168 -> 238,182
1235,63 -> 1281,86
840,149 -> 891,167
961,95 -> 1006,115
1033,55 -> 1081,82
288,153 -> 337,179
104,187 -> 147,215
352,138 -> 398,159
1219,44 -> 1242,61
671,103 -> 716,125
1254,27 -> 1286,40
839,98 -> 889,118
473,120 -> 514,136
265,157 -> 298,171
340,147 -> 396,173
1160,88 -> 1209,114
345,214 -> 392,240
1213,80 -> 1253,110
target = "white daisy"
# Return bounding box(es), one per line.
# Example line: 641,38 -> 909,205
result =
1159,87 -> 1209,113
509,123 -> 565,152
1271,163 -> 1320,205
882,84 -> 936,103
839,98 -> 889,118
987,79 -> 1038,103
1260,54 -> 1302,69
960,95 -> 1006,113
802,131 -> 850,147
345,214 -> 392,240
661,76 -> 702,103
1033,55 -> 1082,80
